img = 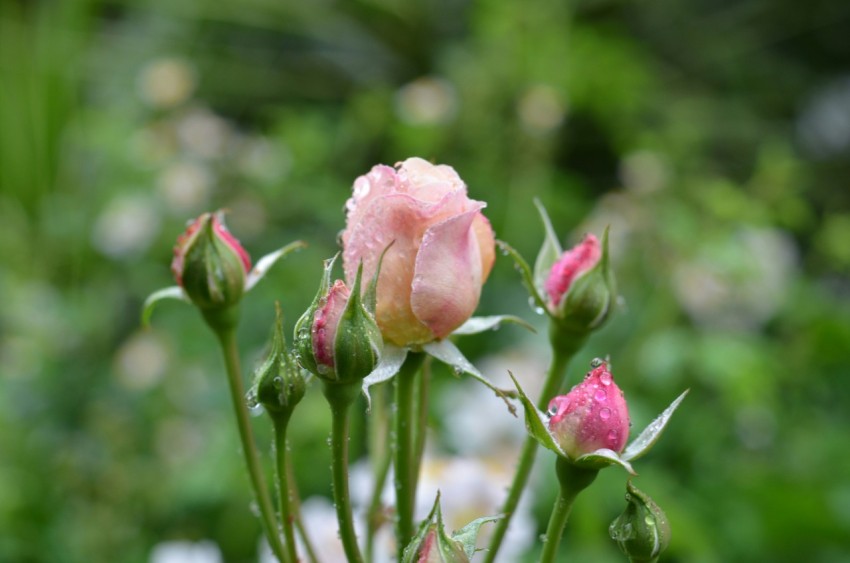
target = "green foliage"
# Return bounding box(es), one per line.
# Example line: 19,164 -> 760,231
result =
2,0 -> 850,561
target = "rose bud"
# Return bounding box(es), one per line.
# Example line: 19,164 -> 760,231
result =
249,303 -> 306,419
547,359 -> 630,461
171,211 -> 251,310
294,257 -> 383,385
609,480 -> 671,562
341,157 -> 495,347
544,231 -> 616,332
402,494 -> 499,563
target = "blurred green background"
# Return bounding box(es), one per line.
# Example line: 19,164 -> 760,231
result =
2,0 -> 850,561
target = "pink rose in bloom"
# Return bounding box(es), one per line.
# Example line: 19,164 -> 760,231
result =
547,360 -> 630,460
544,234 -> 601,311
171,211 -> 252,309
341,157 -> 496,347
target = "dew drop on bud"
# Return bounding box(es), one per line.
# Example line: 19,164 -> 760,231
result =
594,389 -> 607,402
273,376 -> 283,390
245,390 -> 259,409
599,407 -> 611,420
600,372 -> 612,386
590,357 -> 604,368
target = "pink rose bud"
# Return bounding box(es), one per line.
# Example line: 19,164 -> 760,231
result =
544,234 -> 601,309
547,359 -> 630,460
294,259 -> 382,385
341,157 -> 496,347
171,211 -> 251,310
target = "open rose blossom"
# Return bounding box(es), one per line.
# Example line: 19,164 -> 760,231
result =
341,158 -> 496,347
544,234 -> 601,312
547,360 -> 630,460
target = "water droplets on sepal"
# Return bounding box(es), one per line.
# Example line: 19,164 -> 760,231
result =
496,239 -> 552,320
575,448 -> 636,475
621,389 -> 689,462
423,339 -> 517,417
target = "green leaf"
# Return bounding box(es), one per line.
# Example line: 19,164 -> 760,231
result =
141,286 -> 188,326
451,315 -> 536,336
622,389 -> 689,462
508,372 -> 564,456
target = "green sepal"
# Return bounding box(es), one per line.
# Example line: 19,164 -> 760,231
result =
245,240 -> 306,291
496,240 -> 551,318
532,198 -> 563,297
452,513 -> 503,559
622,389 -> 689,462
509,372 -> 565,456
331,261 -> 383,384
575,448 -> 636,475
141,286 -> 188,327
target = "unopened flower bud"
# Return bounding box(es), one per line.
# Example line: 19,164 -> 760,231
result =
609,481 -> 671,562
547,359 -> 630,461
171,211 -> 251,310
294,257 -> 382,385
545,231 -> 615,333
402,494 -> 497,563
249,303 -> 305,419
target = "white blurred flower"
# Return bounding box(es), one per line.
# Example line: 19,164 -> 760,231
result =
114,331 -> 169,390
673,227 -> 798,330
416,455 -> 536,563
442,346 -> 547,456
395,76 -> 458,125
92,194 -> 161,258
176,108 -> 232,160
619,150 -> 669,194
149,540 -> 222,563
157,160 -> 213,214
797,75 -> 850,158
237,137 -> 293,184
517,84 -> 565,135
137,58 -> 197,110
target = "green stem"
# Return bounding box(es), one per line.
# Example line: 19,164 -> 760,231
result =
273,417 -> 300,563
213,327 -> 288,563
483,328 -> 587,563
539,459 -> 598,563
365,383 -> 392,563
287,458 -> 320,563
411,358 -> 430,496
393,352 -> 426,559
325,383 -> 365,563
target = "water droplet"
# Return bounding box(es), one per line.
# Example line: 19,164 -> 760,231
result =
547,406 -> 558,417
249,501 -> 260,517
538,534 -> 548,543
599,407 -> 611,420
644,515 -> 655,526
594,389 -> 607,402
600,372 -> 612,386
590,358 -> 604,368
607,429 -> 619,443
451,365 -> 464,376
528,297 -> 545,315
273,376 -> 283,390
245,390 -> 259,409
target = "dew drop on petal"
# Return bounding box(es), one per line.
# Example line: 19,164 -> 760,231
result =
599,407 -> 611,420
594,389 -> 607,402
600,372 -> 612,386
